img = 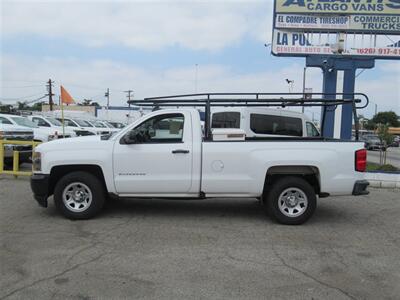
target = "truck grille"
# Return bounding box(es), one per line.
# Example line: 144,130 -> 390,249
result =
2,133 -> 34,141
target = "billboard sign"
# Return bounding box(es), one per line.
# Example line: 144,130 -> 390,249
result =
272,30 -> 400,58
275,14 -> 400,34
275,0 -> 400,15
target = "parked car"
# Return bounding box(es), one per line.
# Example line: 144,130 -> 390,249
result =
107,121 -> 126,129
31,108 -> 368,225
0,121 -> 34,166
208,108 -> 320,138
28,115 -> 76,139
55,118 -> 96,136
361,135 -> 385,151
389,135 -> 399,147
0,113 -> 67,142
87,120 -> 119,134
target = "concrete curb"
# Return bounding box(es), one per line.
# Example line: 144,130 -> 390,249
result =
365,172 -> 400,189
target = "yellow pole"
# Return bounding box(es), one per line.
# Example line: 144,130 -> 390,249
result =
13,150 -> 19,178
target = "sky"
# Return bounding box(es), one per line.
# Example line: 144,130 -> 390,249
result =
1,0 -> 399,119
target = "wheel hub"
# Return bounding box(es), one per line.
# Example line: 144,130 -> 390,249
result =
286,195 -> 298,207
278,187 -> 308,218
74,191 -> 86,202
62,182 -> 93,212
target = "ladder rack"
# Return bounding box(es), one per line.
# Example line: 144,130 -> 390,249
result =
128,92 -> 369,141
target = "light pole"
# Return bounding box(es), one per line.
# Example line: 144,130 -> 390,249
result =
195,64 -> 198,93
286,79 -> 294,93
302,67 -> 307,113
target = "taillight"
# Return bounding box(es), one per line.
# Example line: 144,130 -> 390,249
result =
355,149 -> 367,172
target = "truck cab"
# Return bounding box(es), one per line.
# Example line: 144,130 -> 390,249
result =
0,118 -> 34,165
210,108 -> 320,138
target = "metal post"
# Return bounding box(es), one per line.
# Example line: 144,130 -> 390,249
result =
302,67 -> 306,113
341,69 -> 356,140
321,68 -> 338,138
13,151 -> 19,178
205,95 -> 211,141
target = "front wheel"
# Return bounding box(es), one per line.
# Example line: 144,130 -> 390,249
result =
265,176 -> 316,225
54,171 -> 105,219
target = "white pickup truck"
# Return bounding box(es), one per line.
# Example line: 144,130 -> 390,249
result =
30,107 -> 369,225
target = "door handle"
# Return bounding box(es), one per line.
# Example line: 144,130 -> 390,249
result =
172,149 -> 190,154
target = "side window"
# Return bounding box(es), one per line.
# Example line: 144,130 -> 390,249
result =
61,119 -> 77,127
128,113 -> 184,143
211,112 -> 240,128
0,117 -> 13,125
306,122 -> 320,137
33,117 -> 50,127
250,114 -> 303,137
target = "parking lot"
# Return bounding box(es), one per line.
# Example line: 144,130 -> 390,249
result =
0,177 -> 399,299
367,148 -> 400,168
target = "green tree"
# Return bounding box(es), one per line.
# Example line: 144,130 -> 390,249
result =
372,111 -> 399,127
377,124 -> 394,164
30,101 -> 45,111
80,99 -> 93,106
364,119 -> 377,130
17,101 -> 29,110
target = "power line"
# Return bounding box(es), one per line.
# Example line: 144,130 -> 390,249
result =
2,85 -> 43,89
1,79 -> 44,84
26,95 -> 48,104
0,92 -> 45,101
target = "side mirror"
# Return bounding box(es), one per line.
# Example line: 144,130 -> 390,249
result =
122,131 -> 138,144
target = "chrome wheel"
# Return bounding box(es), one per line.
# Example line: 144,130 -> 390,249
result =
278,187 -> 308,218
62,182 -> 93,213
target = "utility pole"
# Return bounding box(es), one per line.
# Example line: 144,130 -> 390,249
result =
124,90 -> 134,107
302,67 -> 307,113
195,64 -> 198,93
46,79 -> 54,111
105,88 -> 110,109
375,103 -> 378,116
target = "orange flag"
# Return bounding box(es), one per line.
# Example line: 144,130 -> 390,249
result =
60,85 -> 75,105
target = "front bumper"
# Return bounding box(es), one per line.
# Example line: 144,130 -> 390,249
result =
30,174 -> 50,207
352,180 -> 369,196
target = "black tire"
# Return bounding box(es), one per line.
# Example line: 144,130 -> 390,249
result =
54,171 -> 105,220
265,176 -> 316,225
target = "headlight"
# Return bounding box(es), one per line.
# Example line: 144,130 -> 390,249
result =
32,151 -> 41,172
48,135 -> 55,140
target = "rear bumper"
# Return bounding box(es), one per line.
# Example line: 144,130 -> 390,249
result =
352,180 -> 369,196
30,174 -> 50,207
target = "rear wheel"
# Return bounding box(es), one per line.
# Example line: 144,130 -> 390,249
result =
265,176 -> 316,225
54,171 -> 105,219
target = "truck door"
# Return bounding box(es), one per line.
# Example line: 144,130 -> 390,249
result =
113,112 -> 193,195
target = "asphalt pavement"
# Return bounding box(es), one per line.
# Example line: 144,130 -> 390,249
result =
367,147 -> 400,168
1,177 -> 399,300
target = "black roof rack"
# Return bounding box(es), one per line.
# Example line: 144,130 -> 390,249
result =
128,92 -> 369,141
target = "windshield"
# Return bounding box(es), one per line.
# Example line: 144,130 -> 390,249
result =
46,117 -> 63,126
74,119 -> 93,127
110,122 -> 125,129
104,121 -> 115,128
93,121 -> 106,128
11,117 -> 38,128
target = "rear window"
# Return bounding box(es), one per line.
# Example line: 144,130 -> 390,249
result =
211,112 -> 240,129
250,114 -> 303,137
